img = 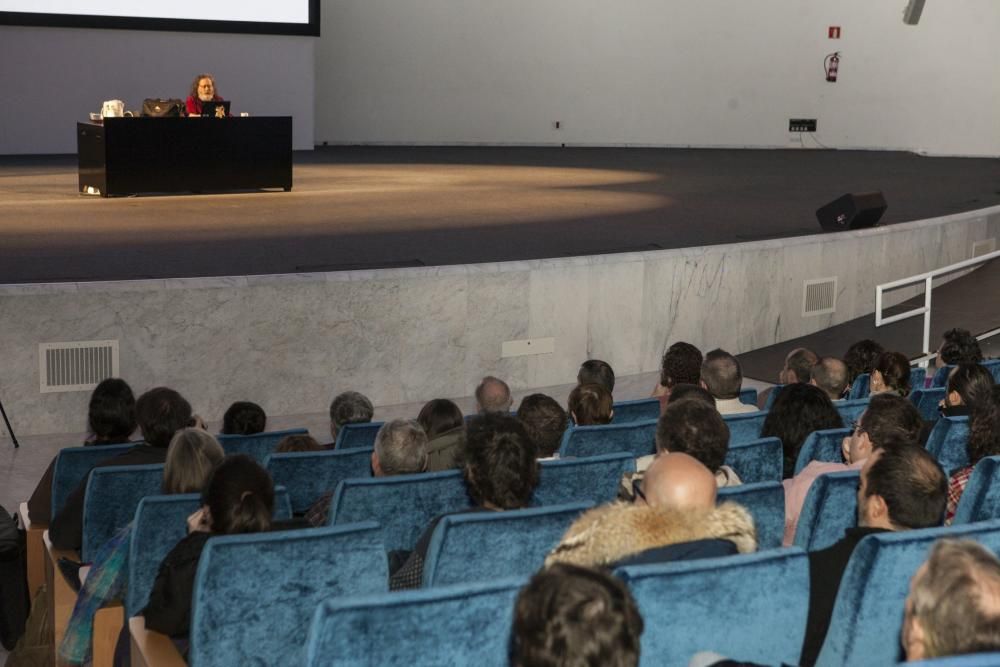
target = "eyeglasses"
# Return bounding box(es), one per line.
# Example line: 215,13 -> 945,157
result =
632,478 -> 646,503
850,420 -> 865,434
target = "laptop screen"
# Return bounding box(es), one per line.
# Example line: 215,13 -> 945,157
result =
200,100 -> 231,118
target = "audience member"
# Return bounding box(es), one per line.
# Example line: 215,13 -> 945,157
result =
28,377 -> 137,524
935,327 -> 983,370
759,383 -> 843,479
578,359 -> 615,394
417,398 -> 465,471
783,393 -> 923,545
945,385 -> 1000,523
844,339 -> 884,385
800,444 -> 947,666
389,414 -> 538,589
780,348 -> 820,384
328,391 -> 374,444
938,363 -> 994,418
475,376 -> 514,414
220,401 -> 266,436
516,393 -> 569,459
49,386 -> 194,550
901,539 -> 1000,662
664,383 -> 714,406
547,453 -> 756,569
143,455 -> 274,639
700,349 -> 756,414
274,434 -> 322,453
651,342 -> 703,410
511,563 -> 644,667
869,351 -> 912,397
655,398 -> 740,487
568,383 -> 614,426
810,357 -> 850,401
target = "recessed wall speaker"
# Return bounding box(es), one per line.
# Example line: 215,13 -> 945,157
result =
816,192 -> 888,232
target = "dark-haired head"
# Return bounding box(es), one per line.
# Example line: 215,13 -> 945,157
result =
871,351 -> 911,397
760,383 -> 843,478
463,414 -> 538,509
655,398 -> 729,472
860,393 -> 924,450
665,383 -> 714,406
202,455 -> 274,535
844,339 -> 884,384
568,383 -> 614,426
135,387 -> 193,449
937,328 -> 983,367
578,359 -> 615,394
87,378 -> 137,444
274,434 -> 322,453
517,394 -> 569,458
946,364 -> 994,412
221,401 -> 266,436
417,399 -> 464,439
659,342 -> 702,390
860,445 -> 946,530
968,385 -> 1000,467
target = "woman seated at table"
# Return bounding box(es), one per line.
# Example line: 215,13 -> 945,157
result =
185,73 -> 225,117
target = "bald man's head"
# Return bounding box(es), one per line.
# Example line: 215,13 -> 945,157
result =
640,452 -> 717,511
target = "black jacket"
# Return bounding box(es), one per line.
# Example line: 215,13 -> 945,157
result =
143,532 -> 211,638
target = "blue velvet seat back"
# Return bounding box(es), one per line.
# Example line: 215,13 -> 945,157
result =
763,384 -> 785,411
794,428 -> 852,475
816,519 -> 1000,667
82,463 -> 164,562
793,470 -> 859,552
189,521 -> 387,667
305,576 -> 526,667
266,447 -> 373,514
834,398 -> 869,426
216,428 -> 309,464
983,359 -> 1000,383
611,398 -> 660,424
952,455 -> 1000,524
533,452 -> 635,506
724,437 -> 782,483
929,364 -> 953,388
925,416 -> 970,475
51,443 -> 134,519
909,387 -> 946,422
329,470 -> 469,553
334,422 -> 385,450
905,652 -> 1000,666
422,502 -> 592,587
717,482 -> 784,550
722,410 -> 768,446
127,489 -> 293,617
848,373 -> 870,400
616,549 -> 810,667
739,387 -> 758,407
909,366 -> 927,390
558,419 -> 657,459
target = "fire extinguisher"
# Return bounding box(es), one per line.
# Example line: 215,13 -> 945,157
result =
825,52 -> 840,82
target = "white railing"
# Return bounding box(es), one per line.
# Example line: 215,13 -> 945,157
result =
875,249 -> 1000,365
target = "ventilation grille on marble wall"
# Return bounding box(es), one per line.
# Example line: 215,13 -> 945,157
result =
972,238 -> 996,258
802,277 -> 837,317
39,340 -> 119,393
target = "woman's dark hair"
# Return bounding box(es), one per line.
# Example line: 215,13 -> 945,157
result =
462,414 -> 538,510
659,342 -> 703,389
874,351 -> 911,397
417,399 -> 464,439
568,383 -> 613,426
274,434 -> 322,453
517,394 -> 569,458
844,339 -> 884,383
221,401 -> 267,436
202,455 -> 274,535
968,385 -> 1000,467
760,383 -> 843,478
87,378 -> 137,443
135,387 -> 193,449
938,328 -> 983,365
666,383 -> 714,406
947,364 -> 995,411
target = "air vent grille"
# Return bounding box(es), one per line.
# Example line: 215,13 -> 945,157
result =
803,277 -> 837,317
39,340 -> 119,393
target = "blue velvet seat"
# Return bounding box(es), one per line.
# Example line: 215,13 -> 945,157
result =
925,415 -> 970,475
421,502 -> 591,587
328,470 -> 469,552
334,422 -> 385,449
51,443 -> 134,518
904,653 -> 1000,666
929,364 -> 953,388
794,428 -> 852,475
717,481 -> 785,550
763,384 -> 785,411
611,398 -> 660,423
723,410 -> 768,446
983,359 -> 1000,383
724,437 -> 782,483
305,576 -> 526,667
615,549 -> 810,667
265,447 -> 373,514
815,519 -> 1000,667
848,373 -> 870,400
909,366 -> 927,390
952,455 -> 1000,524
217,427 -> 308,463
909,387 -> 946,422
557,419 -> 657,459
188,521 -> 387,667
81,463 -> 164,562
533,452 -> 635,506
739,387 -> 758,407
793,470 -> 859,552
126,489 -> 293,617
834,398 -> 869,426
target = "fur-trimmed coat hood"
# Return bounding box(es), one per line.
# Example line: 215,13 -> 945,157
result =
545,501 -> 757,568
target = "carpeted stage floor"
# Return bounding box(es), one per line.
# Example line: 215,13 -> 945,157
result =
2,146 -> 1000,284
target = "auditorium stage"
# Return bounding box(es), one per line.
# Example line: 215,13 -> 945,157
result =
2,146 -> 1000,284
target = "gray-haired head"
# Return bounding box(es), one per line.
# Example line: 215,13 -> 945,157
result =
329,391 -> 374,440
373,419 -> 428,476
475,376 -> 513,414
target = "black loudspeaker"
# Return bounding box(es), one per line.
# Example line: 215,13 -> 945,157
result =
816,192 -> 887,232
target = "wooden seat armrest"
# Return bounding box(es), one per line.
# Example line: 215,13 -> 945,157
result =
129,616 -> 187,667
20,502 -> 47,596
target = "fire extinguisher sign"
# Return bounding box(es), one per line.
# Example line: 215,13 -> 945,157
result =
829,26 -> 841,39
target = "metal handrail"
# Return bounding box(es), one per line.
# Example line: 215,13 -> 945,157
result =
875,248 -> 1000,361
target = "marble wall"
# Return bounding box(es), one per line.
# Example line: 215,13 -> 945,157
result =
2,206 -> 998,436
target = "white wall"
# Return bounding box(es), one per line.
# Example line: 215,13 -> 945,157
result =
315,0 -> 1000,156
0,26 -> 316,153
